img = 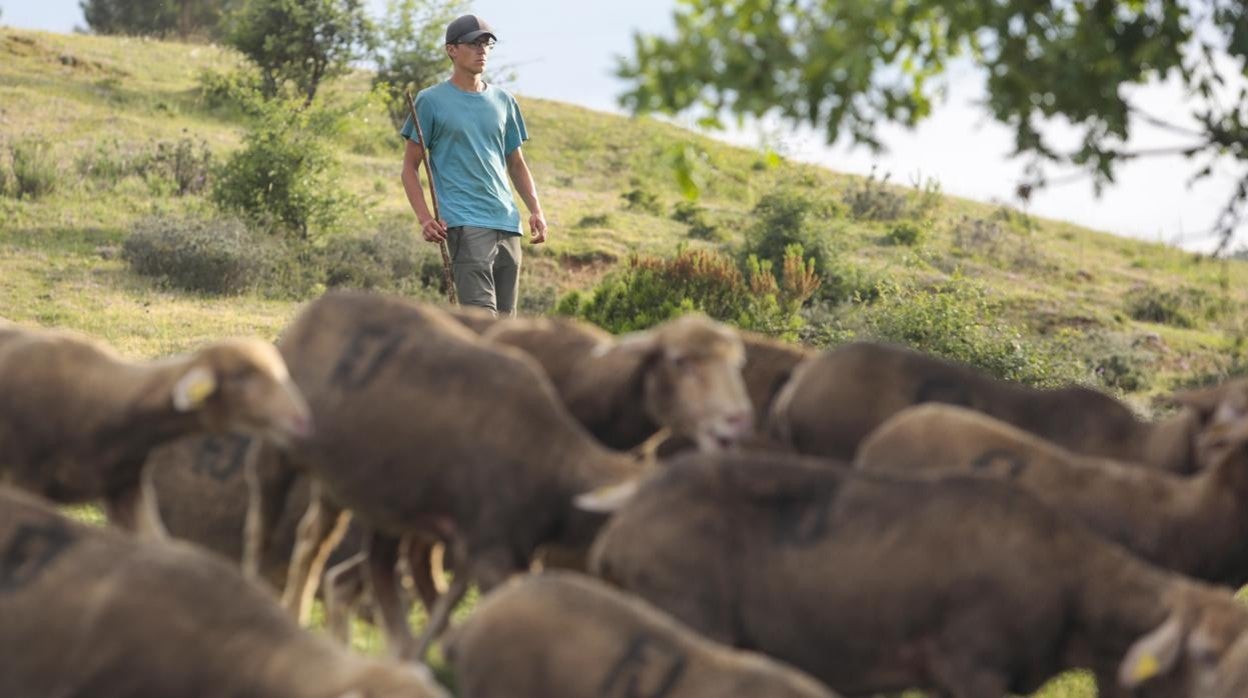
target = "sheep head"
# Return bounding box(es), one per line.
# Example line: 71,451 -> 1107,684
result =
1173,377 -> 1248,468
1119,582 -> 1248,696
599,314 -> 754,451
173,338 -> 312,447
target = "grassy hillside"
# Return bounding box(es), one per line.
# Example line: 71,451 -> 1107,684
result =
2,26 -> 1245,697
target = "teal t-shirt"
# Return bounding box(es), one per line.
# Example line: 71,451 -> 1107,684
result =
400,81 -> 528,235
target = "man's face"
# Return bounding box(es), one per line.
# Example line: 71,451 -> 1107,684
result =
447,37 -> 494,76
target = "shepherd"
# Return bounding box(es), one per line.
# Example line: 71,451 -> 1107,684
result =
400,14 -> 547,316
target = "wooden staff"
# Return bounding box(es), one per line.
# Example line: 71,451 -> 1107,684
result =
406,90 -> 457,305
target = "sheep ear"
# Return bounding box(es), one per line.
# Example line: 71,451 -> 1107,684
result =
173,366 -> 218,412
574,480 -> 639,513
1119,613 -> 1186,688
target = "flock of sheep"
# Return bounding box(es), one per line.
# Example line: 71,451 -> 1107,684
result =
2,289 -> 1248,697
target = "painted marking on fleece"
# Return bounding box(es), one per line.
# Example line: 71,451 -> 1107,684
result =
191,433 -> 253,482
329,326 -> 406,391
599,632 -> 688,698
0,519 -> 76,592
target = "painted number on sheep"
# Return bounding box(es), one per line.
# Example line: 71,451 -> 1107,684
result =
969,448 -> 1029,480
330,326 -> 405,391
599,633 -> 687,698
0,519 -> 75,593
192,433 -> 252,482
772,488 -> 834,547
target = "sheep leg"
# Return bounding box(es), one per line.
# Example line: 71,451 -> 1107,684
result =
403,535 -> 443,613
103,471 -> 167,538
366,531 -> 419,659
324,551 -> 367,644
295,503 -> 351,625
242,445 -> 294,581
409,537 -> 477,663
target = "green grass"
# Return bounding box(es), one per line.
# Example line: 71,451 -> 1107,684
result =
9,25 -> 1248,696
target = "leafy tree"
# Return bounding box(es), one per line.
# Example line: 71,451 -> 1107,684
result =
620,1 -> 1248,253
371,0 -> 468,128
226,0 -> 373,107
80,0 -> 232,39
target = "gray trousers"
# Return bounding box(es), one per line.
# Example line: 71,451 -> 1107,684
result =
447,226 -> 522,316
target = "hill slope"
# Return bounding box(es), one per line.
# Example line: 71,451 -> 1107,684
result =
1,25 -> 1245,402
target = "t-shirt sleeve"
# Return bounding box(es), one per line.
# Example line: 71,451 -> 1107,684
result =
504,96 -> 528,155
399,91 -> 435,145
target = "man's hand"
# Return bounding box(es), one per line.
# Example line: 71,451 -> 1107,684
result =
529,211 -> 548,244
420,218 -> 448,243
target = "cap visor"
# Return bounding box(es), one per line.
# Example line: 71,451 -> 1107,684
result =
456,29 -> 496,43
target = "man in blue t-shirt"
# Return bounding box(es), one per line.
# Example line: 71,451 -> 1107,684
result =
400,14 -> 547,317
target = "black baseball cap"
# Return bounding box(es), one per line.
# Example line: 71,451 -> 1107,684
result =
445,15 -> 496,45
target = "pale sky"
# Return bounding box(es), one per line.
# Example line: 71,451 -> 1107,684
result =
2,0 -> 1243,251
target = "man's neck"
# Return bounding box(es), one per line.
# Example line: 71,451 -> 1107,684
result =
450,70 -> 485,93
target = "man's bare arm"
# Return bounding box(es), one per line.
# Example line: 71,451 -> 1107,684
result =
506,147 -> 547,244
401,139 -> 448,243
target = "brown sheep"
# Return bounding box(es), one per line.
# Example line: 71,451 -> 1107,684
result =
482,313 -> 753,452
147,434 -> 431,645
855,403 -> 1248,586
768,341 -> 1247,472
0,485 -> 449,698
259,291 -> 644,661
0,323 -> 311,536
446,571 -> 838,698
651,329 -> 817,457
440,303 -> 504,334
586,451 -> 1248,698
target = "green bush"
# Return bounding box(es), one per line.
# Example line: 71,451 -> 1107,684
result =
321,226 -> 429,293
884,221 -> 925,246
620,178 -> 663,215
211,100 -> 355,239
843,167 -> 907,221
862,278 -> 1079,387
150,136 -> 213,195
576,212 -> 613,228
122,215 -> 296,295
1124,285 -> 1195,328
743,190 -> 837,275
0,153 -> 11,198
10,139 -> 57,199
671,201 -> 724,241
557,245 -> 819,340
196,66 -> 265,110
1094,353 -> 1152,393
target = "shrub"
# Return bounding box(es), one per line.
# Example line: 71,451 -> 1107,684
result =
620,178 -> 663,215
320,226 -> 428,293
557,245 -> 819,340
884,221 -> 925,246
10,139 -> 58,199
0,154 -> 11,198
196,66 -> 265,110
862,278 -> 1079,387
744,190 -> 837,275
843,167 -> 907,221
576,212 -> 613,228
149,136 -> 213,195
211,100 -> 355,239
1124,285 -> 1195,328
671,201 -> 723,241
122,215 -> 294,295
1094,353 -> 1152,393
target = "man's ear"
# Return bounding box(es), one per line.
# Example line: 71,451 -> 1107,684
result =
173,365 -> 217,412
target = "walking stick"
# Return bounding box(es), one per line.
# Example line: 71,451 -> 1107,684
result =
406,90 -> 458,305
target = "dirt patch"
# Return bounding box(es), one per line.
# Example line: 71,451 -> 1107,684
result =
2,34 -> 128,77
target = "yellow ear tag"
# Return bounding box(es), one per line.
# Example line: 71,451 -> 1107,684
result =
174,367 -> 217,412
1133,653 -> 1161,683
